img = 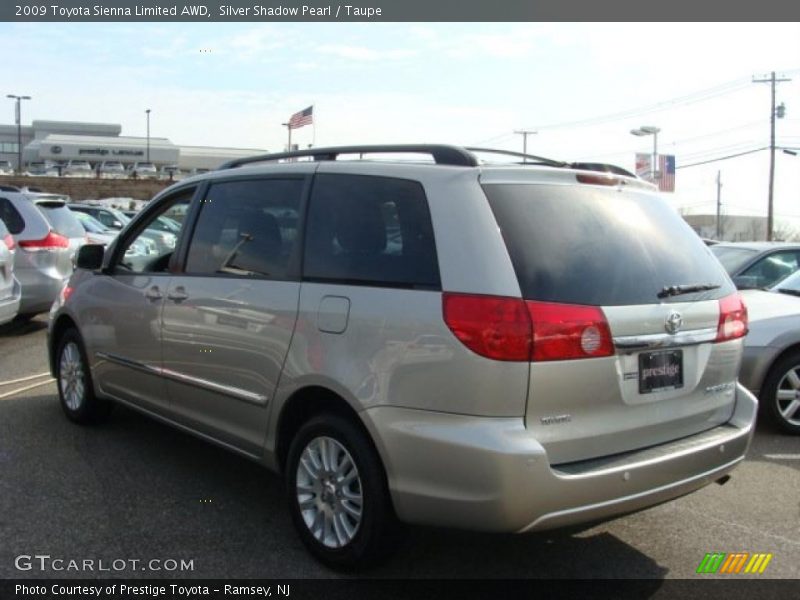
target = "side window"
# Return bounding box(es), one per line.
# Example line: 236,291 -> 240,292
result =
116,190 -> 194,273
185,179 -> 303,279
742,251 -> 800,288
303,174 -> 440,289
0,198 -> 25,235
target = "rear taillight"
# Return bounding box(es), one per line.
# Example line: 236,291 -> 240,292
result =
716,293 -> 748,342
18,231 -> 69,251
527,300 -> 615,361
442,293 -> 615,362
442,293 -> 532,361
2,233 -> 14,251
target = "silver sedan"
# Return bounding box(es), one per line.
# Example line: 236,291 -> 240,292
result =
739,273 -> 800,434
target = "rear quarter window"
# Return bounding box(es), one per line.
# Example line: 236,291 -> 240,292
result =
303,174 -> 440,289
0,197 -> 25,234
483,183 -> 735,306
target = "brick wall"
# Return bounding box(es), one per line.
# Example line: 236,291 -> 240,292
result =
0,175 -> 172,202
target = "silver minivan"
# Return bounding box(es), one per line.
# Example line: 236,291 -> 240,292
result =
48,145 -> 757,568
1,191 -> 85,317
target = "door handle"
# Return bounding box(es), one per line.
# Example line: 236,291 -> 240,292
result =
145,286 -> 163,301
167,286 -> 189,302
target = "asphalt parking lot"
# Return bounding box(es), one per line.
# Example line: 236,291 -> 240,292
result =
0,316 -> 798,580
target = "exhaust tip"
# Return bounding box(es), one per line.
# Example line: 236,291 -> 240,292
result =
715,474 -> 731,486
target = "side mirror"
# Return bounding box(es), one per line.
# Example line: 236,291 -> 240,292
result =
111,220 -> 123,229
76,244 -> 105,270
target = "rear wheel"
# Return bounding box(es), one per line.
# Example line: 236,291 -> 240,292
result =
285,414 -> 400,569
56,329 -> 112,424
760,350 -> 800,435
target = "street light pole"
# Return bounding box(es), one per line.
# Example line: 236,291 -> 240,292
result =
513,130 -> 537,163
6,94 -> 31,174
145,109 -> 151,162
630,125 -> 661,184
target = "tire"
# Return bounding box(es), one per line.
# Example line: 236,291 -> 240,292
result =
285,414 -> 400,569
55,328 -> 112,424
759,350 -> 800,435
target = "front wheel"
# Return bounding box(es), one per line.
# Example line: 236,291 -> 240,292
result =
56,329 -> 111,424
285,414 -> 400,569
760,350 -> 800,435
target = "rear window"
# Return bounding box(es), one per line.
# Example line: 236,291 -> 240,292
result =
710,245 -> 760,274
37,204 -> 85,238
483,183 -> 734,306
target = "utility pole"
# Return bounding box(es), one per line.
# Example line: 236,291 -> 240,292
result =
513,130 -> 537,162
753,71 -> 791,241
715,170 -> 722,240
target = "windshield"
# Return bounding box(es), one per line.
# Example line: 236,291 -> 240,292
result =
483,183 -> 735,306
773,269 -> 800,293
710,245 -> 759,274
74,211 -> 109,234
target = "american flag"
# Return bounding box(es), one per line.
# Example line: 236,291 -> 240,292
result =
658,154 -> 676,192
288,106 -> 313,129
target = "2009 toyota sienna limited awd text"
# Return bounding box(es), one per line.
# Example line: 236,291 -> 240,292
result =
47,145 -> 757,568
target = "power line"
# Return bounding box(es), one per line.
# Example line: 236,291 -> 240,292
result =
534,77 -> 752,131
676,147 -> 768,169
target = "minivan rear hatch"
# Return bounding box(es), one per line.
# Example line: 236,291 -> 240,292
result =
34,200 -> 85,278
482,174 -> 744,464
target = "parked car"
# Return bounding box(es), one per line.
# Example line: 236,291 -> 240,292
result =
98,161 -> 127,178
0,217 -> 21,325
71,211 -> 116,246
160,165 -> 183,181
0,190 -> 84,317
738,269 -> 800,435
63,160 -> 94,178
68,203 -> 176,253
129,162 -> 158,179
48,144 -> 756,568
25,161 -> 60,177
0,160 -> 14,176
711,242 -> 800,290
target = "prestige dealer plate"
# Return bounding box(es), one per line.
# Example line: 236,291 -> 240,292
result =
639,349 -> 684,394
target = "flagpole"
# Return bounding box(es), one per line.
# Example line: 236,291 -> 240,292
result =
282,122 -> 292,151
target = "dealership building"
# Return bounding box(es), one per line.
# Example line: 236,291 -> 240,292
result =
0,119 -> 267,171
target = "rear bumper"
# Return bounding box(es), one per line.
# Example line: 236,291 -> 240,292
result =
362,383 -> 757,533
0,277 -> 21,325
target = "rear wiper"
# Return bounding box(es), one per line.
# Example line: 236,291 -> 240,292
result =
657,283 -> 721,299
776,288 -> 800,297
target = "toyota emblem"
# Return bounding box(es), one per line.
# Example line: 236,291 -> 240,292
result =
665,311 -> 683,335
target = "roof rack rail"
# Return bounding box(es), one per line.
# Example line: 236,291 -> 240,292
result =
465,147 -> 568,168
218,144 -> 479,170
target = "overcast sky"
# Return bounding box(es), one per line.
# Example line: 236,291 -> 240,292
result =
2,22 -> 799,226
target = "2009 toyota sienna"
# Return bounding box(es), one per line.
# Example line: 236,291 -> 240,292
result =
47,145 -> 757,568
